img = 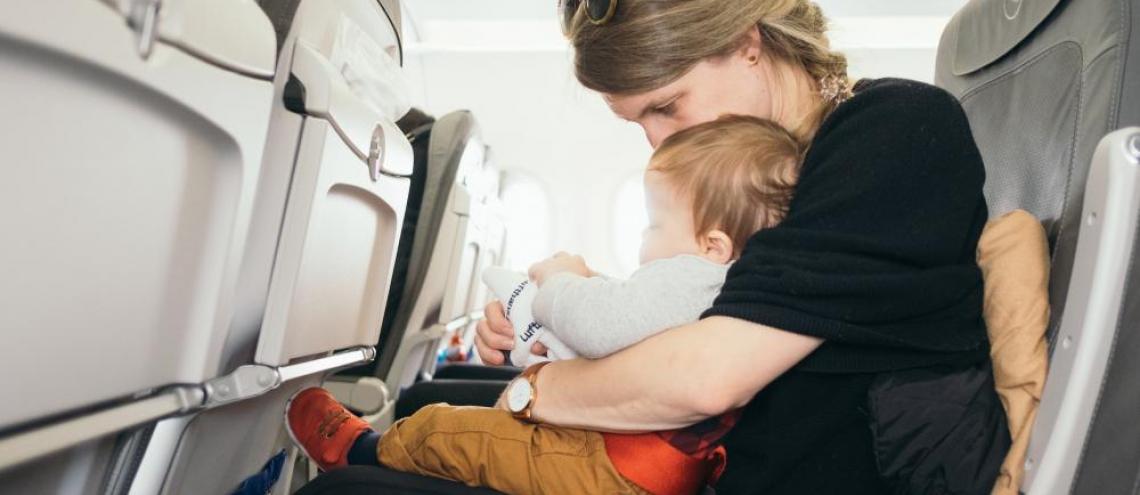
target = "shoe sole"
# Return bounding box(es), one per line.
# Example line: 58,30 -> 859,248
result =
283,389 -> 326,472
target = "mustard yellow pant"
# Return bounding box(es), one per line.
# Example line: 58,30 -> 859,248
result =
377,403 -> 649,495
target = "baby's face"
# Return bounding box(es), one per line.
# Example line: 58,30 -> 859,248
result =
639,172 -> 703,265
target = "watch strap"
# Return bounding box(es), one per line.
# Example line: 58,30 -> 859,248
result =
512,361 -> 551,422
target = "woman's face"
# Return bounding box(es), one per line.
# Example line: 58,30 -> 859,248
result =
605,51 -> 772,148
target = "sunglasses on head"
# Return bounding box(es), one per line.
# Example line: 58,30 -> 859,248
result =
558,0 -> 617,34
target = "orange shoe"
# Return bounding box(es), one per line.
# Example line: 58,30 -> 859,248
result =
285,387 -> 373,471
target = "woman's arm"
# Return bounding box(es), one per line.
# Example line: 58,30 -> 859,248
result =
524,316 -> 822,432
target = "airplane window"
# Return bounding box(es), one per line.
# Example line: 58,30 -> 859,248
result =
499,172 -> 554,272
612,173 -> 648,276
457,139 -> 486,189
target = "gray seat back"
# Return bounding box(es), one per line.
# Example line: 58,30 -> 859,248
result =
937,0 -> 1138,313
935,0 -> 1140,492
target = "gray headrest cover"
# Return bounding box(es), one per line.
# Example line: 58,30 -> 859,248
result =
947,0 -> 1062,75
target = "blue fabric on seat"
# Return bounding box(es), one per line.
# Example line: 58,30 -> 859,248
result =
233,449 -> 287,495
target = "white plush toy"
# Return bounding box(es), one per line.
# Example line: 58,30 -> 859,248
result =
481,267 -> 578,366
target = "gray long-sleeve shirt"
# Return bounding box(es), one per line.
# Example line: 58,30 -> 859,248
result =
531,254 -> 730,359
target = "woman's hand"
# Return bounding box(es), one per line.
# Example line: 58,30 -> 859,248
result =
474,300 -> 548,365
528,252 -> 592,286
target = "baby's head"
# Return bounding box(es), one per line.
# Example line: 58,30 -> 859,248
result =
640,115 -> 801,265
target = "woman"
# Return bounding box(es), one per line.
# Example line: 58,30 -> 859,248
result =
471,0 -> 1010,493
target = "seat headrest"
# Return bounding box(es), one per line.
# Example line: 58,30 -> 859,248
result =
944,0 -> 1062,76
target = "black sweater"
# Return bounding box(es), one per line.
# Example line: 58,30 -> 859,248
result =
705,79 -> 996,494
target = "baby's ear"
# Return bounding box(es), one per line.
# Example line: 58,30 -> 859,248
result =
701,230 -> 735,264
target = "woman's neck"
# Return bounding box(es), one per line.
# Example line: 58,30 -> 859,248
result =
766,60 -> 823,132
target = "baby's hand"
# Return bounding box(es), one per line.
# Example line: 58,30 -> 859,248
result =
528,252 -> 591,286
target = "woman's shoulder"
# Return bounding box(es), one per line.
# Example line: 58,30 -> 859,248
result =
812,77 -> 973,154
850,78 -> 961,111
801,76 -> 983,189
830,78 -> 967,131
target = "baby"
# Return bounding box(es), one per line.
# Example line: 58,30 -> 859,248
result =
286,115 -> 802,495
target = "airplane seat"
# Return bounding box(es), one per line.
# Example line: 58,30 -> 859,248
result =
381,108 -> 437,354
935,0 -> 1140,492
325,110 -> 502,429
334,108 -> 435,383
122,0 -> 415,493
295,465 -> 504,495
0,0 -> 280,491
432,362 -> 523,381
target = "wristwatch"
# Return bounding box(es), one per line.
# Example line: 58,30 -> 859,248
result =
506,361 -> 551,422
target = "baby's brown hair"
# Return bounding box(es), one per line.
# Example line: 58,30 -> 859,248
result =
648,115 -> 802,258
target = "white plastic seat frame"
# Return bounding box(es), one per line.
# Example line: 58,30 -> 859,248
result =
1023,129 -> 1140,494
329,113 -> 505,428
0,0 -> 412,485
122,1 -> 413,492
0,0 -> 279,471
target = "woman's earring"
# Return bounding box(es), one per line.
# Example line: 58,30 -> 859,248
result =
748,56 -> 759,65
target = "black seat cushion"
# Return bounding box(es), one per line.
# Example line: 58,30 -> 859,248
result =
295,466 -> 505,495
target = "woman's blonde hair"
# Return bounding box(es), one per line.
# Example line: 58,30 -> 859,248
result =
648,115 -> 802,258
566,0 -> 848,140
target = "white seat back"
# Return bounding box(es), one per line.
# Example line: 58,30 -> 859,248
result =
0,0 -> 276,488
142,1 -> 413,493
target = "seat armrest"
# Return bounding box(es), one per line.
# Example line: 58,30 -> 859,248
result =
433,364 -> 522,381
1025,129 -> 1140,493
394,379 -> 510,421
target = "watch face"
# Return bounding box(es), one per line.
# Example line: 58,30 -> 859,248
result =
507,379 -> 533,413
